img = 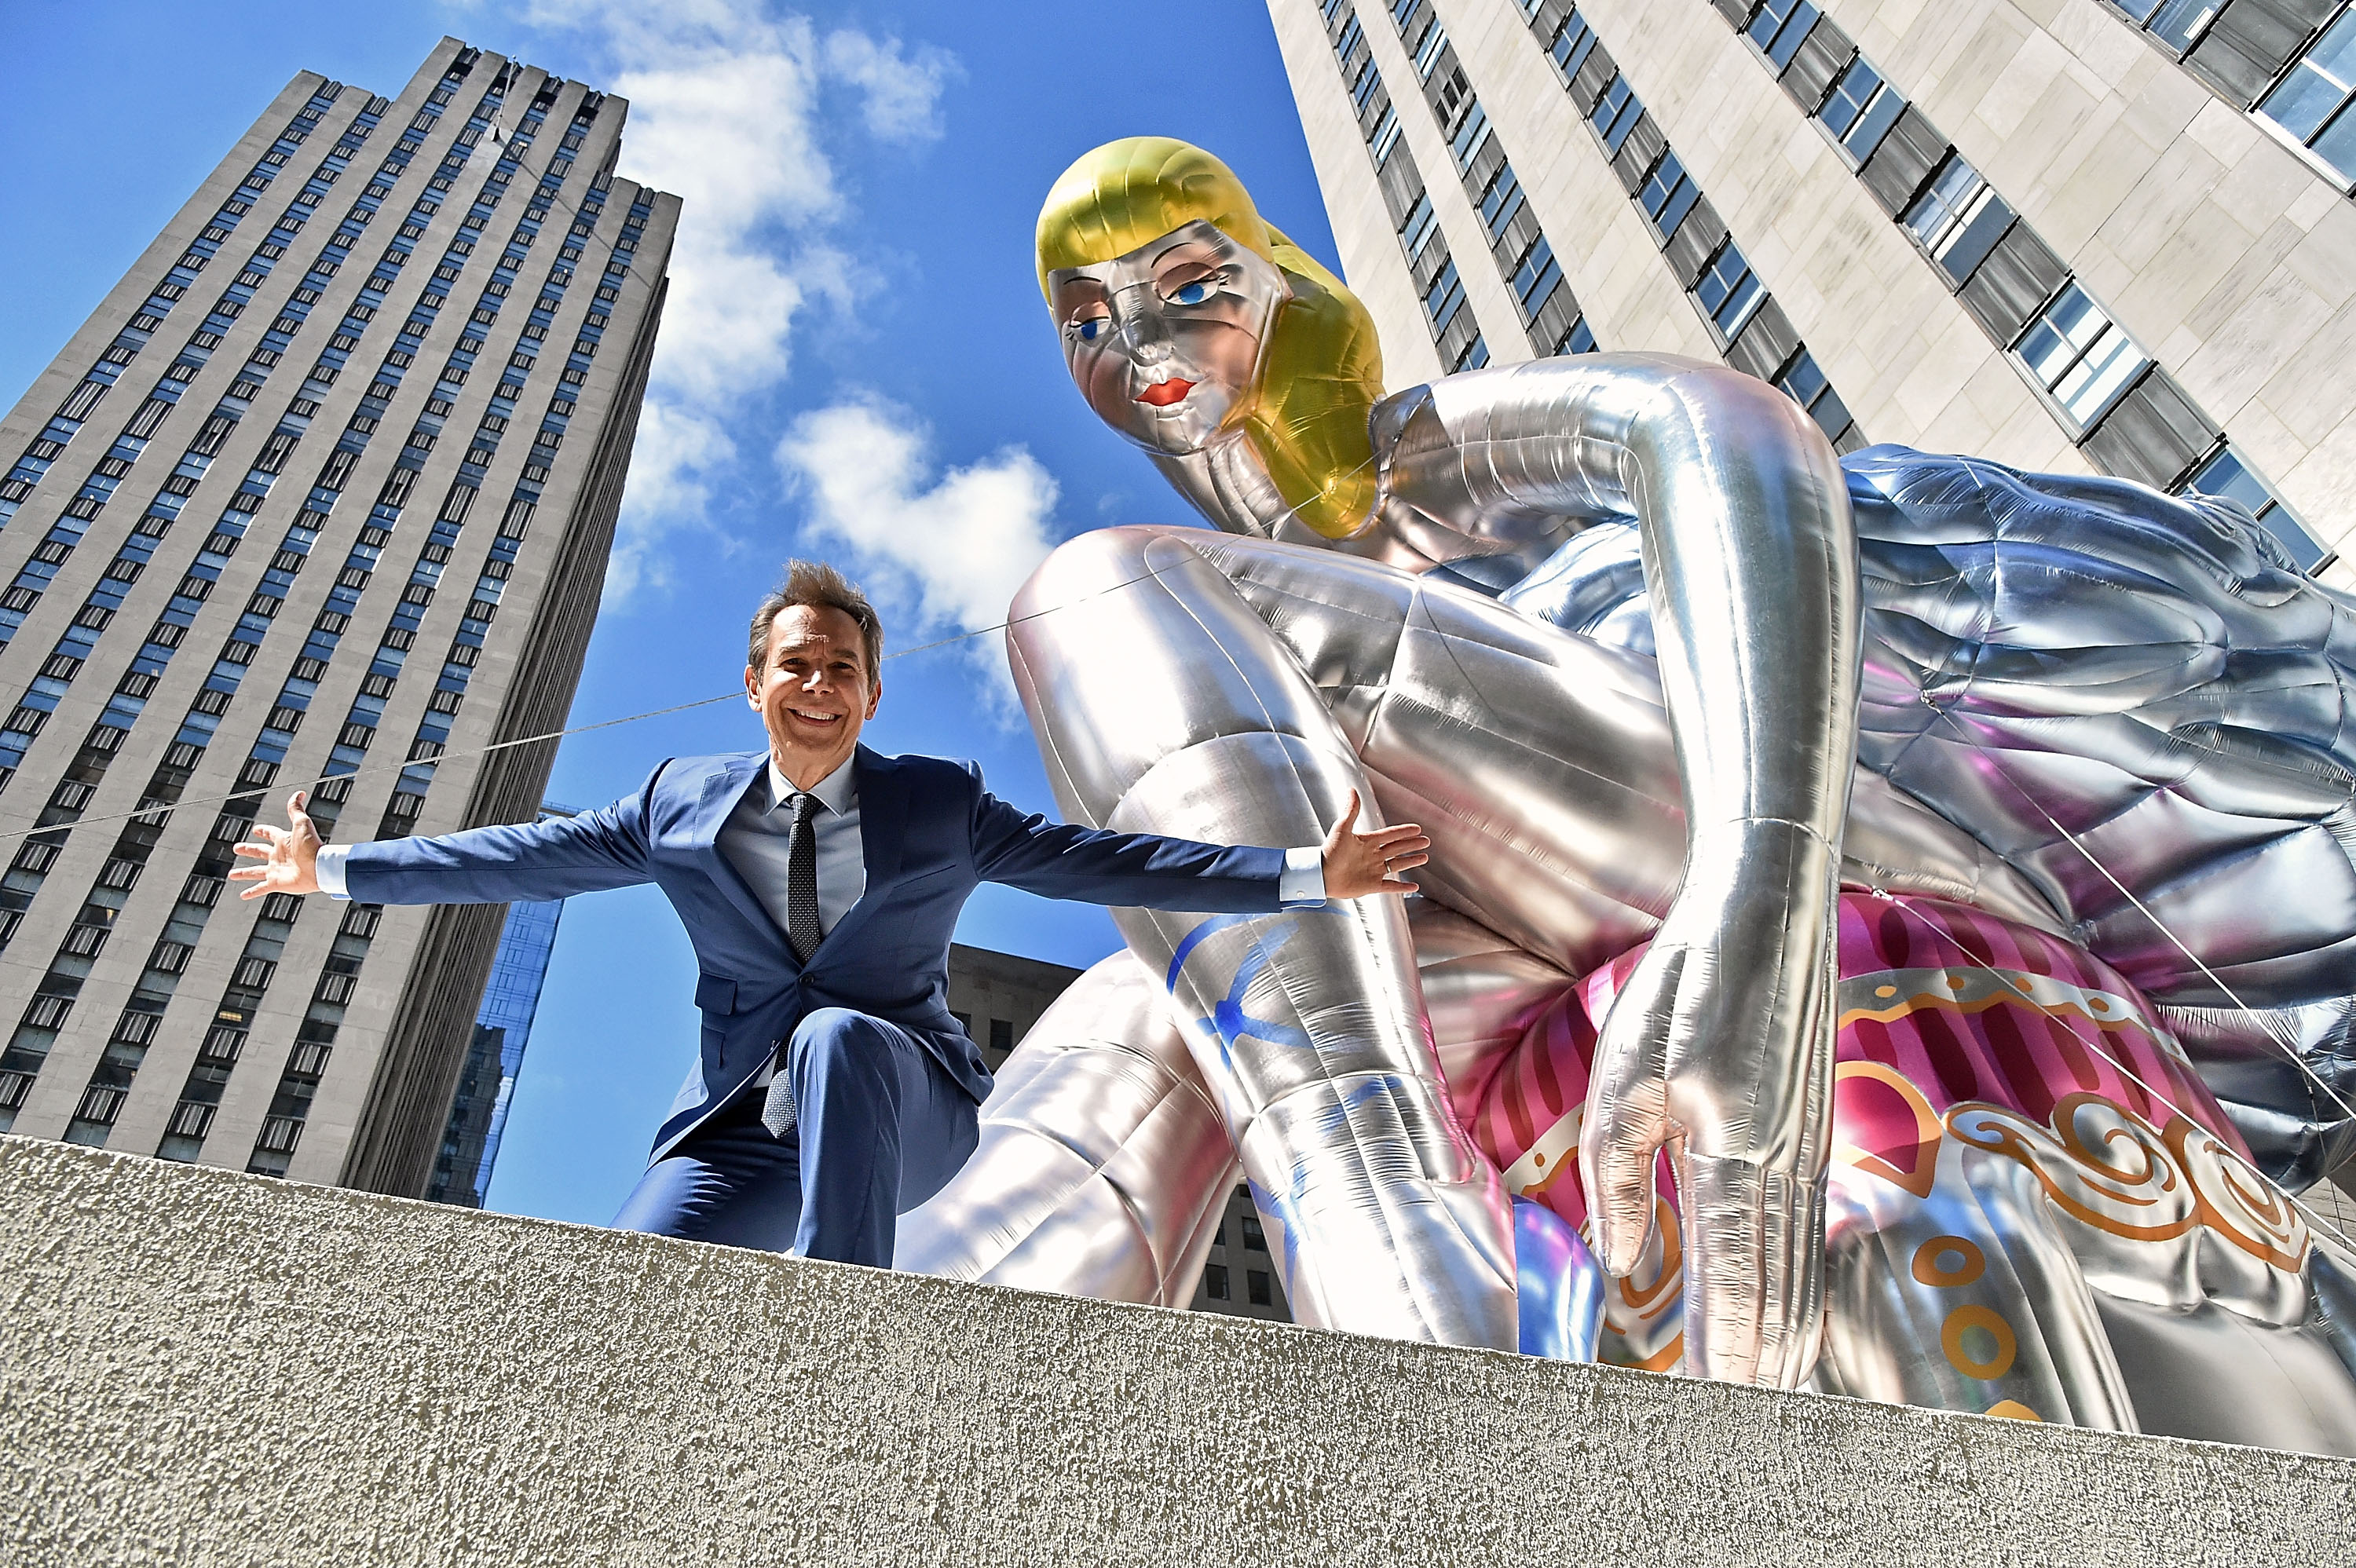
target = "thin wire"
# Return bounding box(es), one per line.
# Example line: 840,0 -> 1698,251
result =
1922,696 -> 2356,1128
0,565 -> 1147,847
0,456 -> 1379,850
1866,885 -> 2356,1266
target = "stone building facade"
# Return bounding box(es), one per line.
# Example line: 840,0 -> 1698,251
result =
1268,0 -> 2355,581
0,38 -> 677,1195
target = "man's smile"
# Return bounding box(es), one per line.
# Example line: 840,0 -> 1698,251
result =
787,706 -> 844,726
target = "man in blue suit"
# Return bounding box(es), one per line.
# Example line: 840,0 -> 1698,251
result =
232,561 -> 1428,1268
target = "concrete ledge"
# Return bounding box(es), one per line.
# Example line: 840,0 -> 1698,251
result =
2,1135 -> 2351,1566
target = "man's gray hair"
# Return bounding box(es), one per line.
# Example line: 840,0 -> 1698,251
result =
748,561 -> 884,677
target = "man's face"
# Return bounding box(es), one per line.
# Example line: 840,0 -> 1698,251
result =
745,604 -> 880,784
1047,219 -> 1288,456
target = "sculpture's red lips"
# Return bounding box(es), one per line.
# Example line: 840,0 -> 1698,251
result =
1136,378 -> 1194,408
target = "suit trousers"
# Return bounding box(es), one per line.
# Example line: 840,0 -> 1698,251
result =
610,1007 -> 980,1266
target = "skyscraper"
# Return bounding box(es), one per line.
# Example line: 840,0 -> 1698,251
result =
1269,0 -> 2354,582
0,38 -> 678,1197
425,805 -> 571,1210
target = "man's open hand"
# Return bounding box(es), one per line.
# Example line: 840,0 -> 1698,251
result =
229,791 -> 324,899
1320,788 -> 1429,900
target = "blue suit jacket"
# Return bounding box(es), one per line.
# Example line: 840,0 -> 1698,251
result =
340,745 -> 1288,1157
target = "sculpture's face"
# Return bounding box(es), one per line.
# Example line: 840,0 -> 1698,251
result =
1046,219 -> 1287,456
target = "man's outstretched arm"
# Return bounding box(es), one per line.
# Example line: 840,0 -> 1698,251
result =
232,768 -> 664,906
972,784 -> 1426,910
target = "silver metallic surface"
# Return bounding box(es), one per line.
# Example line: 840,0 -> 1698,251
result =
1514,1197 -> 1605,1362
902,903 -> 1589,1329
1838,453 -> 2356,1188
1010,186 -> 2356,1423
894,953 -> 1232,1306
1011,353 -> 1860,1382
1009,529 -> 1517,1348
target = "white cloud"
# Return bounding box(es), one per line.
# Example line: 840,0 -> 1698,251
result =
513,1 -> 954,599
821,31 -> 957,143
610,401 -> 735,599
774,398 -> 1061,694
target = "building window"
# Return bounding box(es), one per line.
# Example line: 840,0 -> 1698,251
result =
2258,10 -> 2356,181
1402,195 -> 1442,261
1775,350 -> 1858,449
1240,1214 -> 1268,1252
1591,75 -> 1641,153
1450,104 -> 1492,173
1247,1270 -> 1273,1306
1509,237 -> 1564,319
1637,150 -> 1701,239
1414,23 -> 1449,81
2014,283 -> 2149,429
1556,316 -> 1597,356
1746,0 -> 1820,69
1901,155 -> 2017,286
989,1018 -> 1013,1055
1424,259 -> 1467,332
1203,1263 -> 1231,1301
1817,54 -> 1906,164
1695,239 -> 1765,341
1451,333 -> 1490,372
2179,446 -> 2334,570
1478,167 -> 1524,236
1546,11 -> 1598,83
2106,0 -> 2228,52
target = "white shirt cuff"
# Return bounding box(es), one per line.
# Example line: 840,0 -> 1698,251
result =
315,843 -> 351,900
1279,845 -> 1326,908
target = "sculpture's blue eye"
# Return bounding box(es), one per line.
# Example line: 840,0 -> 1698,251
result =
1074,316 -> 1108,342
1169,280 -> 1213,305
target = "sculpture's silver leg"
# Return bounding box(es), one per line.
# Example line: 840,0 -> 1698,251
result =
1009,526 -> 1518,1347
891,946 -> 1244,1299
1004,521 -> 2051,1356
900,901 -> 1582,1331
893,952 -> 1235,1305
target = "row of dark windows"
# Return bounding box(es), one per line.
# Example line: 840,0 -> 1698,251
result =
1197,1190 -> 1282,1311
1381,0 -> 1596,360
1710,0 -> 2332,572
1325,0 -> 1496,370
1524,0 -> 1865,451
950,1011 -> 1020,1062
2105,0 -> 2356,186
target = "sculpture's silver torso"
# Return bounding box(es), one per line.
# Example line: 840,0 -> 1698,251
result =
1200,367 -> 2356,1182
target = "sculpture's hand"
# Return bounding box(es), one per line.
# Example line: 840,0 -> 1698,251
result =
1580,817 -> 1837,1387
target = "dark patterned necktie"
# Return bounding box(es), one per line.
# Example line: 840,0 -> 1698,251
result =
785,790 -> 820,965
764,791 -> 821,1140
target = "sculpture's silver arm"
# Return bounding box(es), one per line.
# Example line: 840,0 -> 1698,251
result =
1382,353 -> 1861,1385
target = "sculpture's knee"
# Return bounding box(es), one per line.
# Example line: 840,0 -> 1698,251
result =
1015,524 -> 1193,619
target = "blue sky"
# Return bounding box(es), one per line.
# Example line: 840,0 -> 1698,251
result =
0,0 -> 1341,1221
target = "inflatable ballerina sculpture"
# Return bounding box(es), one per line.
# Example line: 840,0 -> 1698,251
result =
899,137 -> 2356,1451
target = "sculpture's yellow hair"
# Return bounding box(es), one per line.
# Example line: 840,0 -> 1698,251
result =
1037,137 -> 1382,539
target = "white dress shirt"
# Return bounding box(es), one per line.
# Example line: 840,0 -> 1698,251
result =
717,757 -> 865,941
316,756 -> 1332,913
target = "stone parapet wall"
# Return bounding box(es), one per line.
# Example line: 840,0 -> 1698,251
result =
2,1135 -> 2350,1566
